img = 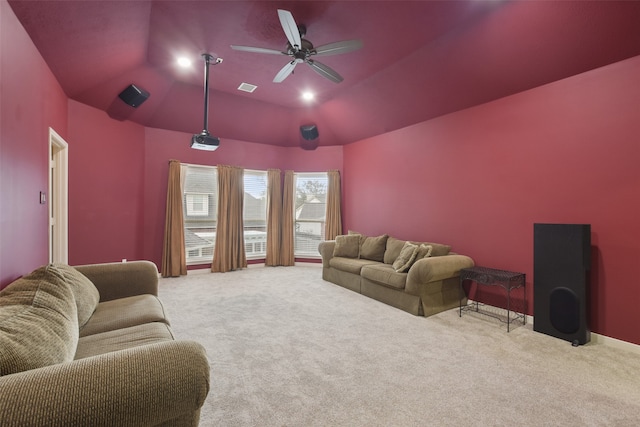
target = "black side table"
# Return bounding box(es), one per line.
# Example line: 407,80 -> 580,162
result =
459,266 -> 526,332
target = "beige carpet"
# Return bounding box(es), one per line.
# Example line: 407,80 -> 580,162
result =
158,264 -> 640,427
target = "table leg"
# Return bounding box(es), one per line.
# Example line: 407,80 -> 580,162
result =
506,285 -> 511,332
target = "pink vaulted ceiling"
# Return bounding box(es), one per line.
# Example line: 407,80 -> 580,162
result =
8,0 -> 640,147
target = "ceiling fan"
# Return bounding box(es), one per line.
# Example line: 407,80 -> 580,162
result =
231,9 -> 363,83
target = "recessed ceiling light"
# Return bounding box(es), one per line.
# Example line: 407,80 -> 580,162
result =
302,91 -> 315,101
177,57 -> 192,68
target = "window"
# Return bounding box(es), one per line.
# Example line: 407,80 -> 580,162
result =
182,165 -> 217,265
243,170 -> 268,259
294,172 -> 328,257
182,165 -> 268,264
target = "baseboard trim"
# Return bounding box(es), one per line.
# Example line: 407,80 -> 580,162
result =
186,268 -> 211,275
524,314 -> 640,354
186,262 -> 320,275
589,331 -> 640,354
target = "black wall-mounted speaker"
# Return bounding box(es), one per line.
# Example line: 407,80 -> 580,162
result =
118,84 -> 150,108
533,223 -> 591,345
300,124 -> 319,140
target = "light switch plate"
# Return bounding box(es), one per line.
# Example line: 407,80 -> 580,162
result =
40,191 -> 46,204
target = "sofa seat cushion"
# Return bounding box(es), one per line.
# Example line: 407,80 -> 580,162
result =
79,294 -> 168,337
361,264 -> 407,290
0,265 -> 79,376
329,257 -> 380,275
75,322 -> 175,360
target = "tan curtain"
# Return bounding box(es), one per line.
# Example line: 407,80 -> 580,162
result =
161,159 -> 187,277
212,165 -> 247,272
280,170 -> 295,266
325,169 -> 343,240
265,169 -> 282,266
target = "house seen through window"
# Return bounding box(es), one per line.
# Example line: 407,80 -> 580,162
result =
182,165 -> 326,263
182,165 -> 217,264
294,172 -> 328,258
182,165 -> 268,264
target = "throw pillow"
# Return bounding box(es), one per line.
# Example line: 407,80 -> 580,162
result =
392,242 -> 419,273
53,263 -> 100,328
333,234 -> 360,258
359,234 -> 388,262
411,241 -> 451,257
0,265 -> 79,376
415,244 -> 433,260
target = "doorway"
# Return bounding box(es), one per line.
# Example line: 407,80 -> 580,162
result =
49,128 -> 69,264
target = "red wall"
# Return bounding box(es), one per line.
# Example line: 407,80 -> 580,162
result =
67,100 -> 146,265
343,56 -> 640,345
18,93 -> 343,271
64,105 -> 343,269
141,127 -> 343,267
0,0 -> 68,287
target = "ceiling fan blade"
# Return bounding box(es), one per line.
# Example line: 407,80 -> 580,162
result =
277,9 -> 302,51
273,60 -> 298,83
306,59 -> 343,83
230,45 -> 286,55
313,40 -> 363,56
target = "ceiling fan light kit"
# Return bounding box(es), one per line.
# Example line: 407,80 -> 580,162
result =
231,9 -> 362,84
191,53 -> 222,151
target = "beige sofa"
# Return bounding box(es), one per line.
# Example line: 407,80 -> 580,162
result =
0,261 -> 210,427
319,233 -> 474,316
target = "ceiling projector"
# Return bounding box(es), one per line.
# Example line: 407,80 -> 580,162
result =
191,131 -> 220,151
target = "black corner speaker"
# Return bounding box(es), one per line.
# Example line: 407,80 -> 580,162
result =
300,124 -> 319,140
118,84 -> 150,108
533,223 -> 591,345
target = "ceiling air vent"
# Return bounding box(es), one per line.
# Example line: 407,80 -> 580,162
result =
237,82 -> 258,93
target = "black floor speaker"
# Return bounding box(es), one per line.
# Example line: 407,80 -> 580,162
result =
533,223 -> 591,345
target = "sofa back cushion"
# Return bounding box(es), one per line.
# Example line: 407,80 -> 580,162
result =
333,234 -> 360,258
384,237 -> 407,265
53,263 -> 100,328
0,265 -> 79,376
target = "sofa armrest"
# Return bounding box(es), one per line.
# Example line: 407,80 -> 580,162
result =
74,260 -> 159,301
405,255 -> 475,294
318,240 -> 336,268
0,341 -> 210,427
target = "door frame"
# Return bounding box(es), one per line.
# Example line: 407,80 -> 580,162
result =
49,127 -> 69,264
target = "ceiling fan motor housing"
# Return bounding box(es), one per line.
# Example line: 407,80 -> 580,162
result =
230,9 -> 362,84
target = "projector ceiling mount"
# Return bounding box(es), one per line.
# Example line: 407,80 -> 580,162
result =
231,9 -> 362,83
191,53 -> 223,151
